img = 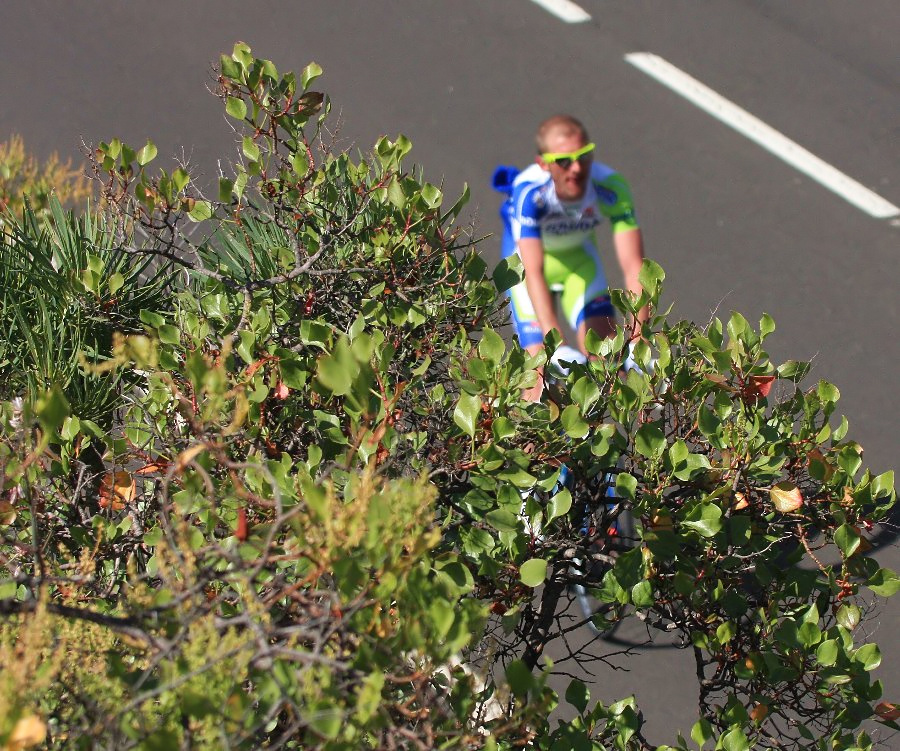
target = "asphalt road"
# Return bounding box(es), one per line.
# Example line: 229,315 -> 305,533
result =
1,2 -> 898,745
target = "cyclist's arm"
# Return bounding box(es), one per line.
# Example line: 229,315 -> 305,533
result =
614,227 -> 647,339
518,236 -> 563,340
599,171 -> 647,339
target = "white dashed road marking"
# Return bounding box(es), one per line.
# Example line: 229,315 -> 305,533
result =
625,52 -> 900,220
528,0 -> 591,24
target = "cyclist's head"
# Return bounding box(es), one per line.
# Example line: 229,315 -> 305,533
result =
536,115 -> 593,201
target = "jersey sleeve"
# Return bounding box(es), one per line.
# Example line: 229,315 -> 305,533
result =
593,173 -> 639,233
511,183 -> 544,240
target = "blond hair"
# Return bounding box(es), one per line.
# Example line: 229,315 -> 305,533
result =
535,115 -> 589,153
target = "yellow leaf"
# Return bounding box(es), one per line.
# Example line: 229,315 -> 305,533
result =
99,471 -> 136,511
770,482 -> 803,513
175,443 -> 209,472
731,492 -> 749,511
6,714 -> 47,750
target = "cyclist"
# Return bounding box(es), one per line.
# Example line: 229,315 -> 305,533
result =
496,115 -> 647,399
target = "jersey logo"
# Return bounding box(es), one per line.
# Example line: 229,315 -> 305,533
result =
595,185 -> 619,205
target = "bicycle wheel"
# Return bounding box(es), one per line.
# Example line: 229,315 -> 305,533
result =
570,506 -> 636,638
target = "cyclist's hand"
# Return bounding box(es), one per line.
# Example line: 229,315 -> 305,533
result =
550,345 -> 586,377
623,341 -> 657,375
523,369 -> 545,402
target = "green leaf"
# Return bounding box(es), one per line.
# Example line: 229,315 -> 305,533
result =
720,727 -> 750,751
429,600 -> 455,639
834,523 -> 861,558
292,149 -> 310,176
682,503 -> 722,538
420,182 -> 442,209
867,568 -> 900,597
453,392 -> 481,437
492,254 -> 524,292
232,42 -> 252,69
817,639 -> 839,666
301,61 -> 323,89
157,325 -> 180,345
219,54 -> 241,80
172,167 -> 190,193
485,509 -> 519,534
188,200 -> 213,222
354,672 -> 385,723
716,621 -> 736,644
505,659 -> 533,698
836,603 -> 861,631
519,558 -> 548,586
478,328 -> 505,366
108,272 -> 125,295
136,140 -> 157,166
871,470 -> 895,500
638,257 -> 665,296
631,580 -> 654,607
242,136 -> 260,162
561,405 -> 589,439
691,718 -> 714,749
36,386 -> 70,429
316,346 -> 355,396
817,380 -> 840,404
854,643 -> 882,671
565,679 -> 589,713
225,96 -> 247,120
616,472 -> 637,500
546,488 -> 572,524
308,701 -> 342,739
571,376 -> 600,411
635,423 -> 665,458
777,359 -> 811,381
218,178 -> 234,202
140,309 -> 165,328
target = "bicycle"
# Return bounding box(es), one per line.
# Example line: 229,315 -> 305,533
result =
493,163 -> 646,639
540,347 -> 640,638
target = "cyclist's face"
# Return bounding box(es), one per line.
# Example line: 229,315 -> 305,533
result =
540,129 -> 592,201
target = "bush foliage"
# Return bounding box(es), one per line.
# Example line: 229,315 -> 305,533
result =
0,134 -> 91,229
0,45 -> 897,750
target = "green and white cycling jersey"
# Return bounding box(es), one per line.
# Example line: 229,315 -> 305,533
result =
502,161 -> 638,347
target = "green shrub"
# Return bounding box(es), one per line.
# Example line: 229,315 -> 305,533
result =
0,44 -> 896,750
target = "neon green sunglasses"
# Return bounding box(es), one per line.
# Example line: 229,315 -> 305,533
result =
541,142 -> 595,169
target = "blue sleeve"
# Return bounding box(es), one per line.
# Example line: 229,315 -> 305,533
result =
512,183 -> 544,239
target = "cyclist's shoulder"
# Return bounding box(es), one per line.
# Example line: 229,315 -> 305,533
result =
589,162 -> 634,206
511,164 -> 551,212
512,163 -> 550,191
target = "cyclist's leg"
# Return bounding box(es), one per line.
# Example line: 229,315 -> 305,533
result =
505,261 -> 547,399
555,242 -> 615,354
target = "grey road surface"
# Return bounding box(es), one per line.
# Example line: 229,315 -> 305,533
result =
1,1 -> 898,745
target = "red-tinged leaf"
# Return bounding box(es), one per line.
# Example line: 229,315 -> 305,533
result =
770,481 -> 803,513
704,373 -> 731,388
750,703 -> 769,724
747,374 -> 776,398
134,461 -> 170,476
807,448 -> 835,481
236,507 -> 248,541
876,702 -> 900,721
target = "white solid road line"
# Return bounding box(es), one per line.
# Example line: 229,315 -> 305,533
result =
625,52 -> 900,220
529,0 -> 591,24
